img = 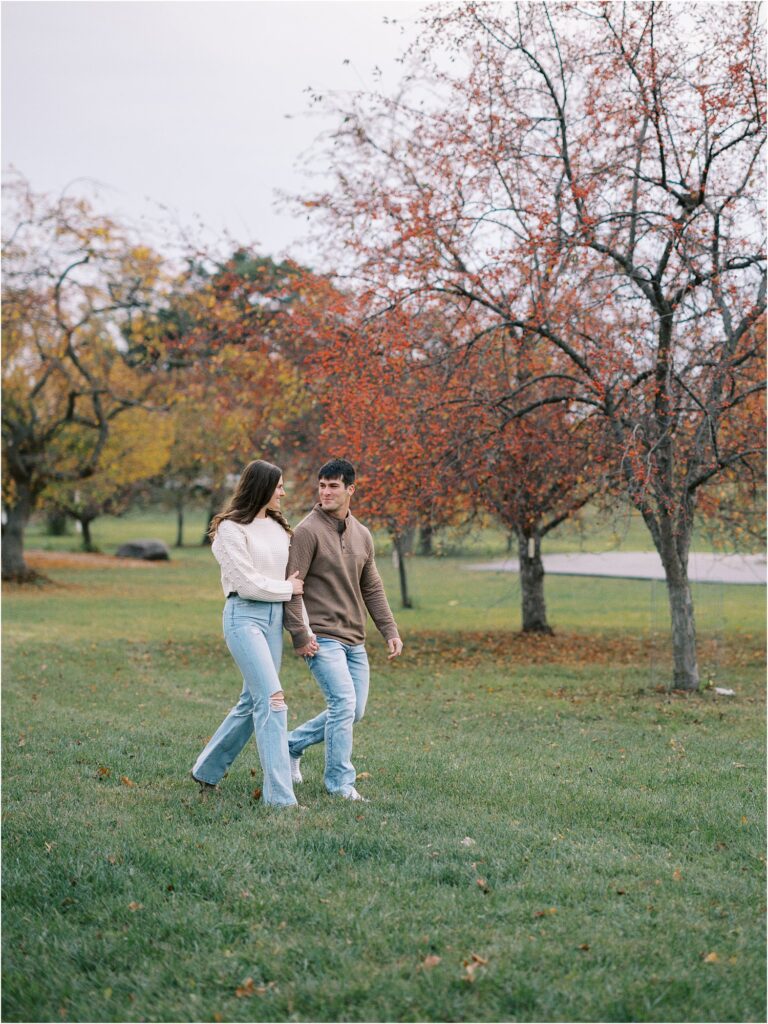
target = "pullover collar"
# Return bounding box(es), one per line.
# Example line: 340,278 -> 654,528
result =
313,503 -> 351,534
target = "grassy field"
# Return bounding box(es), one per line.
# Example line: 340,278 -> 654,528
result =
3,520 -> 765,1023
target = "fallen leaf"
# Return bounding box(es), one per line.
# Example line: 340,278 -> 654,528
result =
702,951 -> 719,963
476,877 -> 490,893
672,868 -> 683,881
357,771 -> 371,779
235,978 -> 257,998
251,788 -> 262,801
240,890 -> 252,899
421,954 -> 441,970
460,836 -> 476,847
533,907 -> 557,918
461,952 -> 488,983
106,855 -> 117,865
235,978 -> 274,998
120,776 -> 135,787
97,766 -> 110,778
578,943 -> 590,951
127,901 -> 142,912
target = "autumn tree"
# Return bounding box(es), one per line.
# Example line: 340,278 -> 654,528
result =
153,250 -> 325,542
2,176 -> 168,580
41,407 -> 174,550
299,1 -> 766,689
443,328 -> 613,632
281,276 -> 481,607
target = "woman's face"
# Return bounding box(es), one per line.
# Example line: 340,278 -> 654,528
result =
266,476 -> 286,513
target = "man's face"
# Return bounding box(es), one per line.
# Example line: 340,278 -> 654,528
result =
318,476 -> 354,518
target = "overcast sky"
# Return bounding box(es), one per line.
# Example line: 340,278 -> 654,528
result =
2,0 -> 430,261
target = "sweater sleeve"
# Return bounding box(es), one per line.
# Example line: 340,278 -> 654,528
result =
284,525 -> 317,648
212,520 -> 293,602
360,534 -> 400,641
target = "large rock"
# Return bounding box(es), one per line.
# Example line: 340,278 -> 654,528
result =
116,539 -> 170,561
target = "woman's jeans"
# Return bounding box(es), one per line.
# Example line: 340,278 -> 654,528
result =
192,597 -> 296,807
288,637 -> 370,796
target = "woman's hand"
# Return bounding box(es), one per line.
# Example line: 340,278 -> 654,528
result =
288,571 -> 304,595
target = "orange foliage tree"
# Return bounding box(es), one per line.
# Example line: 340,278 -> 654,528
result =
2,176 -> 168,580
155,251 -> 323,541
287,274 -> 610,623
298,1 -> 766,688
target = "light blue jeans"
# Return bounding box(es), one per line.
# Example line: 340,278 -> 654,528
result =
192,597 -> 297,807
288,637 -> 370,796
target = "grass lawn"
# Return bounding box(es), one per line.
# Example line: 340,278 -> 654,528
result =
3,531 -> 765,1023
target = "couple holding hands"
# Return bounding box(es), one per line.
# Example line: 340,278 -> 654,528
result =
191,458 -> 403,807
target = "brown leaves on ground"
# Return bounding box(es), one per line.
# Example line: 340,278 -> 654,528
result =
420,954 -> 442,970
398,630 -> 763,672
25,549 -> 164,571
235,978 -> 275,998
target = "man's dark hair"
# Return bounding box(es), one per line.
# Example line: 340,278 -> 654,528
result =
318,458 -> 356,487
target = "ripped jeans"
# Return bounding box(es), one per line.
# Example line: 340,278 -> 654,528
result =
192,596 -> 297,806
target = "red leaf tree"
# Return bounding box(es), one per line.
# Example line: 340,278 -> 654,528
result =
298,1 -> 766,688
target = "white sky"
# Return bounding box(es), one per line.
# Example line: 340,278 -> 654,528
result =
2,0 -> 430,263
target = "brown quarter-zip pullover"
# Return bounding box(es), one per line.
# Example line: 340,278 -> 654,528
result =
284,504 -> 399,649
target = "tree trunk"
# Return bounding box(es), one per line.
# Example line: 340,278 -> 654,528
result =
418,520 -> 434,556
46,510 -> 70,536
175,493 -> 185,548
392,534 -> 413,608
202,495 -> 218,546
518,531 -> 552,634
657,524 -> 700,691
79,516 -> 95,552
1,485 -> 36,581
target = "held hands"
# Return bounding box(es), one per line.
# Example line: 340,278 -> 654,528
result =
387,636 -> 404,660
288,571 -> 304,596
295,636 -> 319,657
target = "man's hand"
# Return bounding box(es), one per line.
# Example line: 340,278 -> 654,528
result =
295,637 -> 319,657
387,636 -> 404,660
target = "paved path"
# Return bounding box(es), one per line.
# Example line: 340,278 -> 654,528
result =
466,551 -> 766,585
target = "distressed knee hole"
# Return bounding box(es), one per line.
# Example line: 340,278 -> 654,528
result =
269,691 -> 288,712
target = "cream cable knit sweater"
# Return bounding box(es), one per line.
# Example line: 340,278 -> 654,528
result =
211,517 -> 294,602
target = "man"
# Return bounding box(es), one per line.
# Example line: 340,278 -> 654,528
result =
284,458 -> 403,801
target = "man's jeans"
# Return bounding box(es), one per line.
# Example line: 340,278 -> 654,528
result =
288,638 -> 370,796
192,597 -> 297,807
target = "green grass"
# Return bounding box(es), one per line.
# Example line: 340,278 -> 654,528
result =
3,532 -> 765,1022
26,495 -> 759,558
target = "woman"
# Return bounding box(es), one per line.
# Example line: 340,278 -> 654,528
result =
191,459 -> 314,807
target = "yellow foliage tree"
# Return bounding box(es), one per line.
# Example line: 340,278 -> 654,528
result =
42,407 -> 175,550
2,174 -> 168,579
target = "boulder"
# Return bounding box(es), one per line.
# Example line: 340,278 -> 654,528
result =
116,539 -> 170,561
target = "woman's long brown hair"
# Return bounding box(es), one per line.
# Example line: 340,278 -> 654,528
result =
208,459 -> 292,539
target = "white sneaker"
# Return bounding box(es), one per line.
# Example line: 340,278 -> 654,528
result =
290,756 -> 303,784
342,787 -> 368,802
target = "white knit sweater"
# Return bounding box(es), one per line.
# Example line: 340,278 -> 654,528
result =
211,517 -> 294,602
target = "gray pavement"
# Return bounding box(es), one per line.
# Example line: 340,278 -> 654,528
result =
466,551 -> 766,585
